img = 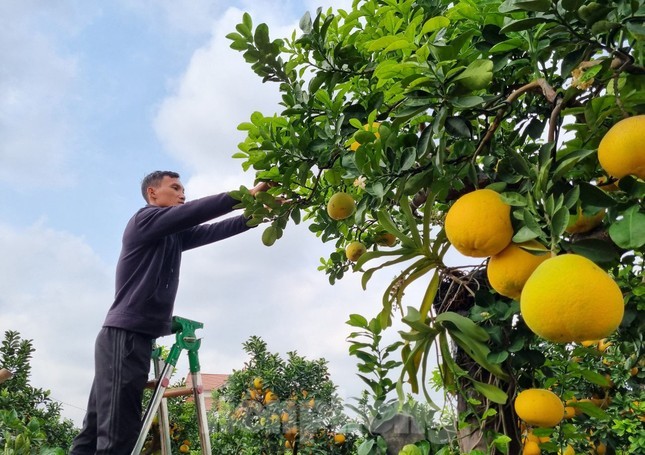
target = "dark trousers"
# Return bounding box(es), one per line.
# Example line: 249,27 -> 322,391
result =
70,327 -> 153,454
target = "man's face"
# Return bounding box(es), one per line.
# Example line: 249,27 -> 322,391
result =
147,176 -> 185,207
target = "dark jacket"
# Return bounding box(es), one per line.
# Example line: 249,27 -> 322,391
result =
103,193 -> 250,337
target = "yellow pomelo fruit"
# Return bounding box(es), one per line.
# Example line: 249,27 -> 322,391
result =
563,406 -> 576,419
350,122 -> 380,151
345,241 -> 367,262
595,442 -> 607,455
525,433 -> 540,443
597,338 -> 612,352
327,192 -> 356,220
521,254 -> 624,343
559,445 -> 575,455
445,189 -> 513,257
514,388 -> 564,427
374,231 -> 397,247
333,433 -> 346,445
565,204 -> 605,234
598,115 -> 645,179
580,339 -> 599,347
523,441 -> 541,455
487,240 -> 550,300
263,390 -> 278,404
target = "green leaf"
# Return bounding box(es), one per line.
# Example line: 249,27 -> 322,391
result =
563,185 -> 580,209
451,96 -> 485,109
489,38 -> 525,53
580,368 -> 612,387
500,17 -> 551,34
513,226 -> 540,243
579,182 -> 615,208
472,380 -> 508,404
346,314 -> 368,328
376,210 -> 419,248
421,16 -> 450,34
419,272 -> 440,321
515,0 -> 552,12
242,12 -> 253,34
445,116 -> 472,138
299,10 -> 312,34
487,351 -> 509,364
500,192 -> 527,207
569,239 -> 619,263
562,0 -> 584,11
609,205 -> 645,249
384,39 -> 414,53
499,0 -> 523,13
551,206 -> 570,238
368,35 -> 404,52
571,400 -> 610,420
453,60 -> 494,90
471,379 -> 508,404
359,251 -> 422,290
254,23 -> 271,51
436,312 -> 489,343
357,438 -> 376,455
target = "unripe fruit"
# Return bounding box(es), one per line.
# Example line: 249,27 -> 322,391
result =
345,241 -> 367,261
327,192 -> 356,220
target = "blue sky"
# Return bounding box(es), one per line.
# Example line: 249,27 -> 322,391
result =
1,0 -> 453,426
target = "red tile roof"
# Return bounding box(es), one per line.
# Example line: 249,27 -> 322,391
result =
185,373 -> 229,391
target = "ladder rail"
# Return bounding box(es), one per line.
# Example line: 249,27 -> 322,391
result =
131,361 -> 174,455
154,356 -> 173,455
191,370 -> 212,454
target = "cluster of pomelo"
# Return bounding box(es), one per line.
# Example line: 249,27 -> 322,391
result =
444,187 -> 625,345
441,115 -> 645,454
514,389 -> 610,454
326,189 -> 397,263
326,192 -> 367,262
246,376 -> 278,407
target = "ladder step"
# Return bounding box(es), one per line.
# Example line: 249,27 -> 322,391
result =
144,381 -> 194,398
163,387 -> 193,398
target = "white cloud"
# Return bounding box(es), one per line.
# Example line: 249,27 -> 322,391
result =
0,2 -> 82,187
0,221 -> 112,425
153,1 -> 354,179
153,6 -> 286,177
118,0 -> 227,36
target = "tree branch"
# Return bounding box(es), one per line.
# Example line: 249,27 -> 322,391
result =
473,79 -> 558,160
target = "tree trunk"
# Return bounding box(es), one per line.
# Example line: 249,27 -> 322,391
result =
434,269 -> 523,454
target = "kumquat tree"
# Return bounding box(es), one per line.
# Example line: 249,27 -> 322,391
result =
226,0 -> 643,453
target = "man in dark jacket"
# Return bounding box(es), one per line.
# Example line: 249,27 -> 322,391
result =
70,170 -> 270,454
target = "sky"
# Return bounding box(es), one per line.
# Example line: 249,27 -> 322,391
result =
0,0 -> 458,427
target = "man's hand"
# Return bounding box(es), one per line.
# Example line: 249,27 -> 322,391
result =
249,181 -> 274,197
248,181 -> 291,207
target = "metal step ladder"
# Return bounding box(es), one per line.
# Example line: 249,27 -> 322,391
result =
131,316 -> 212,455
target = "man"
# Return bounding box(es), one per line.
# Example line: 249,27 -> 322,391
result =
70,171 -> 270,454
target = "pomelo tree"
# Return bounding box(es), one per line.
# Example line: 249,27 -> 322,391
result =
0,331 -> 76,453
209,336 -> 355,454
227,0 -> 644,453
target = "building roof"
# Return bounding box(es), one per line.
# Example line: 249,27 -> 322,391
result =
185,373 -> 229,391
183,373 -> 229,411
